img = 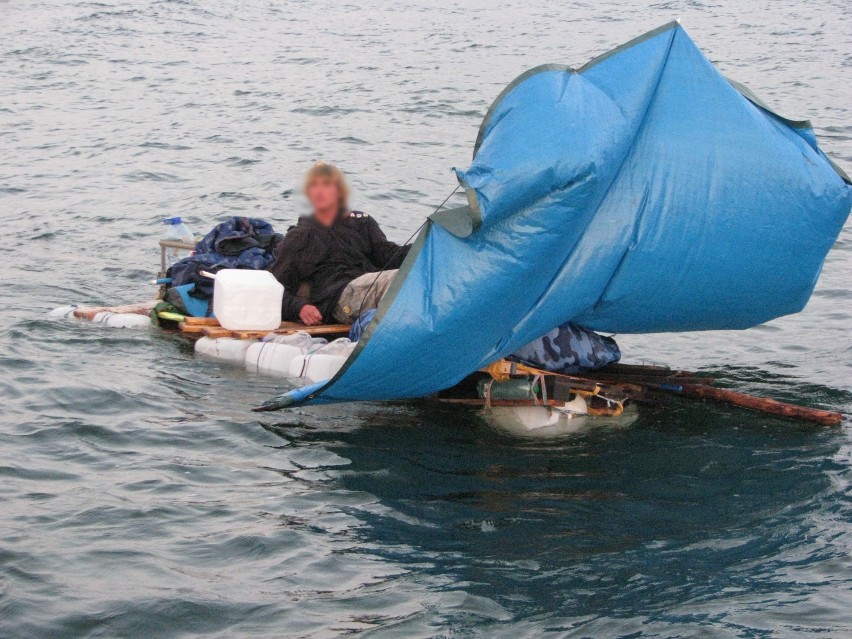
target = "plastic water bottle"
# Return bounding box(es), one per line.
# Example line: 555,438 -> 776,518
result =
245,332 -> 329,377
195,336 -> 256,364
162,217 -> 195,266
288,338 -> 356,382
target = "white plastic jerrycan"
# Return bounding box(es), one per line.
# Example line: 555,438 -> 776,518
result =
212,269 -> 284,331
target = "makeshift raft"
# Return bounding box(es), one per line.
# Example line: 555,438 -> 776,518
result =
54,21 -> 851,431
56,301 -> 843,428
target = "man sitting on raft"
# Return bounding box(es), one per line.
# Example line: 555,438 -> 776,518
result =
269,162 -> 410,326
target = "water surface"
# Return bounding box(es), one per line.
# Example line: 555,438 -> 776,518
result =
1,1 -> 850,636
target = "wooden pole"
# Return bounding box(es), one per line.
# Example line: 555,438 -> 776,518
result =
668,384 -> 843,427
551,363 -> 842,427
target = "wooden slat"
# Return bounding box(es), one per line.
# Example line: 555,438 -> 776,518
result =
232,331 -> 268,340
159,239 -> 195,250
180,318 -> 350,339
275,324 -> 351,336
183,317 -> 220,326
201,327 -> 234,338
178,322 -> 207,334
182,317 -> 349,332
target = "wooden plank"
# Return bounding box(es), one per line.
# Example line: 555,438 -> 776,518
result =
182,318 -> 349,333
666,384 -> 843,427
277,322 -> 351,334
274,324 -> 351,337
159,239 -> 195,250
180,318 -> 349,340
178,322 -> 207,334
202,327 -> 234,338
232,331 -> 268,340
183,317 -> 220,326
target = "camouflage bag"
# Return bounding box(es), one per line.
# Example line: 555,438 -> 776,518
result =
509,322 -> 620,374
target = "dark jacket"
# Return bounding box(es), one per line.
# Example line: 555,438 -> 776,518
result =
268,211 -> 410,321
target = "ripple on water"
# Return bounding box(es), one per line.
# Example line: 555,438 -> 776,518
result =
0,0 -> 850,637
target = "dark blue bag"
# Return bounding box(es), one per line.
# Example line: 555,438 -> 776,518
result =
165,217 -> 282,315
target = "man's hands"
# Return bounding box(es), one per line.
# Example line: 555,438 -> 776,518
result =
299,304 -> 323,326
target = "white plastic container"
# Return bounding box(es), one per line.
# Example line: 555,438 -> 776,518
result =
288,338 -> 356,382
48,304 -> 79,319
212,269 -> 284,331
92,311 -> 152,329
245,342 -> 304,376
195,337 -> 255,364
245,332 -> 328,377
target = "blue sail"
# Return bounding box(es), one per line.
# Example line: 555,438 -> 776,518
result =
260,22 -> 851,410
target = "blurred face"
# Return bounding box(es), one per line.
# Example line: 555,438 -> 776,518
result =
306,177 -> 342,227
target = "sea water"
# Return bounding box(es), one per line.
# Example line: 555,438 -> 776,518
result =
1,1 -> 850,636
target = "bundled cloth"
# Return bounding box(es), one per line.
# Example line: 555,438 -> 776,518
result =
509,322 -> 620,374
165,217 -> 282,312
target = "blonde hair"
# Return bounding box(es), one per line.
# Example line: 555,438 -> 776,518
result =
303,162 -> 350,211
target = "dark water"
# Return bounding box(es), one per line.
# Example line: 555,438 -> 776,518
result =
2,0 -> 851,636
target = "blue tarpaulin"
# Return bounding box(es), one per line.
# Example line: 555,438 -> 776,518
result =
260,22 -> 851,410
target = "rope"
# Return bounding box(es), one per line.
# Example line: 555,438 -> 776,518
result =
354,185 -> 461,320
253,339 -> 274,373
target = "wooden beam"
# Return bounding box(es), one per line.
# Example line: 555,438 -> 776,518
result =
181,317 -> 349,332
231,331 -> 268,340
177,322 -> 206,334
180,319 -> 350,339
669,384 -> 843,427
276,321 -> 351,334
183,317 -> 219,326
201,327 -> 233,338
